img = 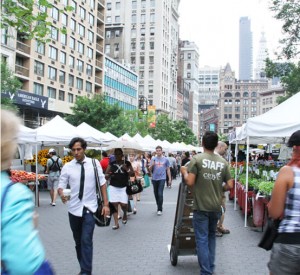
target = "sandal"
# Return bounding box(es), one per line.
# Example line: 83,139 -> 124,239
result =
217,227 -> 230,234
112,225 -> 119,230
122,219 -> 127,224
216,231 -> 223,237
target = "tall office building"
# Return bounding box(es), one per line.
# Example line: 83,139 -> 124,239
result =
1,0 -> 105,127
239,17 -> 253,80
254,32 -> 268,80
179,40 -> 199,136
104,0 -> 180,117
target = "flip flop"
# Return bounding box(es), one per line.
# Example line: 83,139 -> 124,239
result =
218,227 -> 230,234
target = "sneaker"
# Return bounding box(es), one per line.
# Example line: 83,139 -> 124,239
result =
51,203 -> 56,206
157,211 -> 162,216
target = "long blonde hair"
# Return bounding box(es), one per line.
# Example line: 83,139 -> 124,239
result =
1,109 -> 21,170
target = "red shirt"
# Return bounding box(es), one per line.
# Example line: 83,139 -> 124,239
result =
100,157 -> 109,172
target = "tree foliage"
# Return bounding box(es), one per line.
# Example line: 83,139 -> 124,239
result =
149,115 -> 198,145
270,0 -> 300,60
1,0 -> 72,41
65,94 -> 123,129
1,62 -> 21,111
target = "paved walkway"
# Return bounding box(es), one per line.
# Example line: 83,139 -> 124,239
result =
36,177 -> 270,275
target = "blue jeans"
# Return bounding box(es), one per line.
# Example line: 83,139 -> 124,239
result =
193,210 -> 221,275
69,207 -> 95,275
152,179 -> 165,211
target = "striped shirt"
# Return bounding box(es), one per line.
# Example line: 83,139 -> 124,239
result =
278,167 -> 300,233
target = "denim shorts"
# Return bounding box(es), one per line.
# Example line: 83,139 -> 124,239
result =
268,243 -> 300,275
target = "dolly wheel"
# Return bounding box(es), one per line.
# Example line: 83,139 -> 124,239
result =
170,246 -> 178,266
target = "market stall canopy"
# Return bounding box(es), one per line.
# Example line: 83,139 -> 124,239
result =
18,125 -> 37,144
76,122 -> 114,145
247,92 -> 300,138
118,133 -> 133,141
105,140 -> 144,155
36,115 -> 79,145
104,132 -> 118,141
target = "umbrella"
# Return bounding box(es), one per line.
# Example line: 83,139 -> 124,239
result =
105,140 -> 145,155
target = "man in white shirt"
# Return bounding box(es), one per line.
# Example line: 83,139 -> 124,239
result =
58,137 -> 109,275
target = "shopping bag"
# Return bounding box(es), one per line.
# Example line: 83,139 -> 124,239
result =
143,174 -> 151,188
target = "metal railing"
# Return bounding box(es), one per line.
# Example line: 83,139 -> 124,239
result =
97,27 -> 104,37
95,59 -> 102,68
95,76 -> 102,84
96,43 -> 103,52
16,41 -> 30,55
15,64 -> 29,77
97,11 -> 104,21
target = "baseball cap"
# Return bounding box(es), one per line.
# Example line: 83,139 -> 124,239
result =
48,148 -> 56,153
287,130 -> 300,147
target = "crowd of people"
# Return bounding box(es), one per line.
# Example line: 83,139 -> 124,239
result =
1,109 -> 300,275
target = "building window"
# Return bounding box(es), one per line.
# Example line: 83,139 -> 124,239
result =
114,43 -> 119,51
77,59 -> 84,72
89,0 -> 95,9
34,61 -> 44,76
50,26 -> 58,40
105,44 -> 110,54
76,77 -> 83,90
70,19 -> 76,31
141,14 -> 146,23
107,2 -> 112,10
115,30 -> 120,37
141,0 -> 146,8
141,28 -> 145,36
140,42 -> 145,50
77,42 -> 84,54
59,90 -> 65,101
86,81 -> 92,93
48,87 -> 56,99
140,56 -> 145,64
79,6 -> 86,20
1,26 -> 8,45
131,56 -> 136,64
131,14 -> 137,23
62,0 -> 68,6
68,93 -> 74,103
48,66 -> 57,80
33,83 -> 43,95
60,51 -> 66,64
61,33 -> 67,45
51,7 -> 59,20
59,70 -> 65,84
149,56 -> 154,64
150,27 -> 155,35
86,64 -> 92,76
78,24 -> 85,37
87,47 -> 93,58
88,30 -> 94,42
61,13 -> 68,26
89,13 -> 94,25
48,46 -> 58,60
131,42 -> 136,50
106,31 -> 111,38
187,63 -> 191,69
187,53 -> 191,59
131,28 -> 136,38
115,16 -> 120,23
187,72 -> 191,78
149,71 -> 154,79
70,0 -> 77,12
243,92 -> 249,97
115,2 -> 120,9
150,41 -> 154,50
68,74 -> 74,86
106,16 -> 112,23
35,42 -> 45,55
132,0 -> 137,9
69,55 -> 75,68
150,13 -> 155,23
69,37 -> 75,49
150,0 -> 155,7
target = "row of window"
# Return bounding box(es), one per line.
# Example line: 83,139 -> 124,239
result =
224,92 -> 257,97
262,97 -> 273,104
131,41 -> 155,51
131,0 -> 156,9
61,0 -> 95,14
224,99 -> 257,104
130,55 -> 154,64
131,27 -> 155,37
34,83 -> 77,103
104,76 -> 137,97
105,96 -> 137,111
131,13 -> 155,23
223,107 -> 257,112
105,59 -> 138,82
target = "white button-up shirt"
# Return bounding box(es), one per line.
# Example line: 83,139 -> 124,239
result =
58,156 -> 106,216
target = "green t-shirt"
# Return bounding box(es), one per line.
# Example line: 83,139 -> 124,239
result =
188,152 -> 232,212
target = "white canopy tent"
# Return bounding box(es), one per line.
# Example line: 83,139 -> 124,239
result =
232,92 -> 300,226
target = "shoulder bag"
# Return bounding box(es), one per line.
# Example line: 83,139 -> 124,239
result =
258,218 -> 281,251
92,159 -> 116,227
126,178 -> 143,195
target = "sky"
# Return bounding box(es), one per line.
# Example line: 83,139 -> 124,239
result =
178,0 -> 283,75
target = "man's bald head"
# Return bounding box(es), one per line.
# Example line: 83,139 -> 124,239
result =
215,141 -> 228,157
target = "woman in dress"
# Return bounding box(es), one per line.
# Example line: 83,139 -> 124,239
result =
105,148 -> 134,230
129,154 -> 143,213
268,130 -> 300,274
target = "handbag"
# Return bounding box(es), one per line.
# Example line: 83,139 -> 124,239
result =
258,218 -> 281,251
143,174 -> 151,188
92,159 -> 116,227
126,178 -> 143,195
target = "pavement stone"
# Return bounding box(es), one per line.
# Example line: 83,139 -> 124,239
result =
36,177 -> 270,275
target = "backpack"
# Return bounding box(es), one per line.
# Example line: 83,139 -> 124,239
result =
49,157 -> 61,172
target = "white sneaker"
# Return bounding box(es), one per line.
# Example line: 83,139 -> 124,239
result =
157,211 -> 162,216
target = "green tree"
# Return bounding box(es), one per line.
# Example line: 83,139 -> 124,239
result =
65,94 -> 123,130
1,0 -> 72,41
1,61 -> 22,111
270,0 -> 300,60
149,115 -> 197,145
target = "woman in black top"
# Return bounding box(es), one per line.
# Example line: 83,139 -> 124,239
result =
105,148 -> 134,230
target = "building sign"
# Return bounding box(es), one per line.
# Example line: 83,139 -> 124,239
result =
2,90 -> 48,110
148,105 -> 156,128
209,123 -> 215,132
